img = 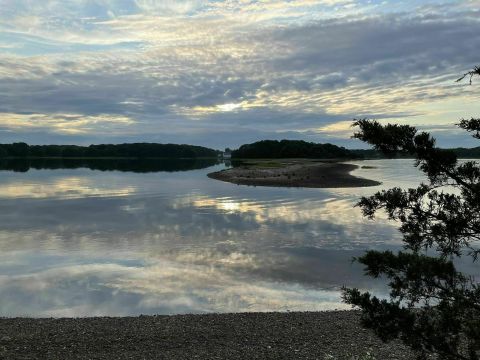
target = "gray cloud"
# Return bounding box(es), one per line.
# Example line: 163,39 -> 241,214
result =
269,12 -> 480,86
0,2 -> 478,147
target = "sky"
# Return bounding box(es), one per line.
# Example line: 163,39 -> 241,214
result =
0,0 -> 479,149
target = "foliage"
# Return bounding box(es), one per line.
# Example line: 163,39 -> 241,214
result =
231,139 -> 358,159
457,66 -> 480,85
343,68 -> 480,360
0,143 -> 220,159
233,140 -> 480,160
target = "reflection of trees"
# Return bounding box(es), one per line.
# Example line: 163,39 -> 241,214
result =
0,158 -> 221,173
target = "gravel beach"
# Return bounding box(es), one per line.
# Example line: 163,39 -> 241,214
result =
208,162 -> 381,188
0,311 -> 417,359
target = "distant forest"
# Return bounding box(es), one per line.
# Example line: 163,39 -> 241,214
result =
231,140 -> 359,159
1,141 -> 479,160
0,142 -> 220,158
350,147 -> 480,159
231,140 -> 480,159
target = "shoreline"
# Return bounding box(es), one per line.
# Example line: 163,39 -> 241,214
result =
0,311 -> 416,359
208,160 -> 381,188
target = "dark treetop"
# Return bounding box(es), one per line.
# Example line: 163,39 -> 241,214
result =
0,143 -> 220,159
231,140 -> 358,159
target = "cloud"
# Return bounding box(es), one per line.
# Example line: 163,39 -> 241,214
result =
0,1 -> 479,147
0,113 -> 135,134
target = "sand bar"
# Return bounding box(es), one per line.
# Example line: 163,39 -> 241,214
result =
208,161 -> 381,188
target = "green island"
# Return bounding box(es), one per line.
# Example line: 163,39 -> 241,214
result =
210,140 -> 480,188
212,140 -> 373,188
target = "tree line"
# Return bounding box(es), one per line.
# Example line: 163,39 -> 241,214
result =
231,140 -> 358,159
231,140 -> 480,160
0,143 -> 220,158
351,147 -> 480,159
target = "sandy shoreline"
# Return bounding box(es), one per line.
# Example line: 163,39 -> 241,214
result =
0,311 -> 416,359
208,161 -> 381,188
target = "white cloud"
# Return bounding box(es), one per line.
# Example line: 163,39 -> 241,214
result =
0,113 -> 135,135
0,0 -> 478,147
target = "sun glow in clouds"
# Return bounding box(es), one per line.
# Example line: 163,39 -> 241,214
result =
217,103 -> 242,112
0,0 -> 479,147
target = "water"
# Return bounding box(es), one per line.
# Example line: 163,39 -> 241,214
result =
0,159 -> 470,317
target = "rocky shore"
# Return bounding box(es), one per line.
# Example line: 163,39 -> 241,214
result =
0,311 -> 417,359
208,161 -> 381,188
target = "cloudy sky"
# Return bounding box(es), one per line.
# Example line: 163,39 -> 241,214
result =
0,0 -> 479,149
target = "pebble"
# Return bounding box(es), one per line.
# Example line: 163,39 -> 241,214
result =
0,311 -> 417,359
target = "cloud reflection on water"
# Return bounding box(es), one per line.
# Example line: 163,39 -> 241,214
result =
0,160 -> 420,316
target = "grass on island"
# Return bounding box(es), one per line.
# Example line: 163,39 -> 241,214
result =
231,158 -> 336,169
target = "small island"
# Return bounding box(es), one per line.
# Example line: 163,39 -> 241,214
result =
210,140 -> 381,188
208,159 -> 381,188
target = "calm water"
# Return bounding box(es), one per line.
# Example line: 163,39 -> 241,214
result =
0,159 -> 474,317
